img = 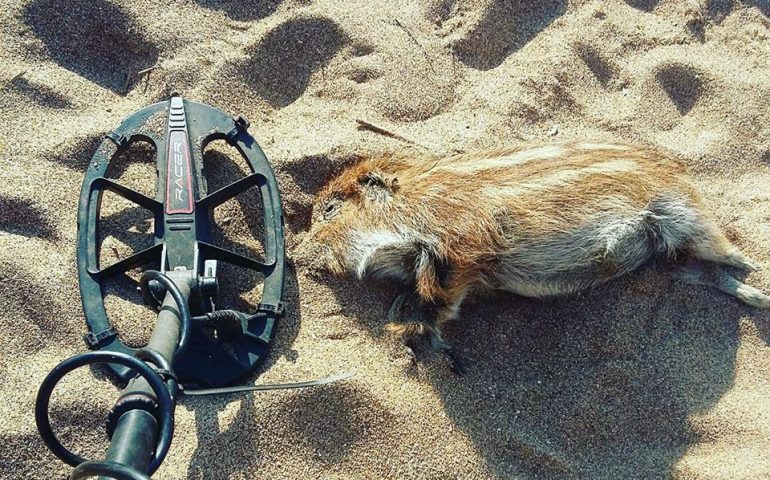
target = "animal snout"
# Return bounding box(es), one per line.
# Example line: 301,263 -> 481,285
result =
293,234 -> 333,278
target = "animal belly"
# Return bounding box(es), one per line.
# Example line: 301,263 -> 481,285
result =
493,269 -> 604,298
493,221 -> 658,298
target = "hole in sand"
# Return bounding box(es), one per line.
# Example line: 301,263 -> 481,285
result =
576,44 -> 617,88
24,0 -> 159,92
0,196 -> 58,240
623,0 -> 659,12
51,133 -> 104,172
6,77 -> 72,109
348,67 -> 383,84
192,0 -> 283,21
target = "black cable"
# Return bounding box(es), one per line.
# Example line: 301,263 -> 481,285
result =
35,351 -> 174,475
181,371 -> 354,396
138,270 -> 192,358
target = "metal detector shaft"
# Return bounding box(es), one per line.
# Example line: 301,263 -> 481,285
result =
99,281 -> 190,478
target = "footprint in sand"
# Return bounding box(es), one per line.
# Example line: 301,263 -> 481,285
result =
446,0 -> 567,70
236,16 -> 348,108
623,0 -> 659,12
5,77 -> 72,109
656,62 -> 704,115
575,43 -> 621,90
0,196 -> 58,241
192,0 -> 283,21
49,133 -> 105,172
23,0 -> 158,93
347,65 -> 384,84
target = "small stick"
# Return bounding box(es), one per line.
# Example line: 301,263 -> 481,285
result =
122,72 -> 133,96
355,119 -> 409,141
354,119 -> 431,151
228,21 -> 250,31
1,70 -> 26,91
393,19 -> 422,49
316,48 -> 325,82
139,65 -> 158,94
393,19 -> 436,74
137,65 -> 158,76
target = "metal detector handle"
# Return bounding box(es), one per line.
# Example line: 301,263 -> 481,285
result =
36,271 -> 191,479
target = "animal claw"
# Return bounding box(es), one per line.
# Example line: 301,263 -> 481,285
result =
403,345 -> 417,361
444,349 -> 468,377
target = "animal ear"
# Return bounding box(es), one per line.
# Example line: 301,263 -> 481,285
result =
357,171 -> 398,195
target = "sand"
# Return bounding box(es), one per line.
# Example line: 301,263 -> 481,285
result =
1,0 -> 770,478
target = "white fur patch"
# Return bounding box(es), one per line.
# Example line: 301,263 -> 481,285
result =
578,143 -> 631,151
349,230 -> 406,279
481,159 -> 638,197
438,145 -> 567,174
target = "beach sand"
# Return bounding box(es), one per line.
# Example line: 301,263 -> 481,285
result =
2,0 -> 770,478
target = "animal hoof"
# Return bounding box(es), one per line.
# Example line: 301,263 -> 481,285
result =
745,259 -> 762,272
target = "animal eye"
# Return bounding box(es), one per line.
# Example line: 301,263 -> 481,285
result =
322,199 -> 341,220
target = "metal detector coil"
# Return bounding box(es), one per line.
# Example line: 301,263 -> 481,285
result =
77,96 -> 286,387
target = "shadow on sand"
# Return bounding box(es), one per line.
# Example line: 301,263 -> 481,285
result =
317,264 -> 746,478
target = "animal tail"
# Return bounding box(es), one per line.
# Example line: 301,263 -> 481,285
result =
680,265 -> 770,308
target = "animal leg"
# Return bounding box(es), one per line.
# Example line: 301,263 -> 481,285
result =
431,288 -> 471,375
385,290 -> 468,374
679,264 -> 770,308
385,290 -> 434,337
690,223 -> 760,271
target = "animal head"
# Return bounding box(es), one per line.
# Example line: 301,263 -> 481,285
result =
302,157 -> 406,276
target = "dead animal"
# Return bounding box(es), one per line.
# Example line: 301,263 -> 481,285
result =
300,141 -> 768,373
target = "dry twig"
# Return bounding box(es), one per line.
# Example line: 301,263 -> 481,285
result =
1,70 -> 26,91
355,119 -> 432,152
137,65 -> 158,76
393,19 -> 436,74
122,72 -> 133,96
